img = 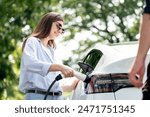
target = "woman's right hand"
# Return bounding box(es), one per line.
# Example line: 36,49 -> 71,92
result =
49,64 -> 74,78
60,65 -> 74,78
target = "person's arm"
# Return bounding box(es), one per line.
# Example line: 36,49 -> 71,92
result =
137,14 -> 150,62
23,37 -> 74,77
59,77 -> 80,92
22,37 -> 52,77
129,13 -> 150,87
48,64 -> 74,78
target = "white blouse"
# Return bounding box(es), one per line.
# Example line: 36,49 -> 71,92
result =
19,36 -> 62,93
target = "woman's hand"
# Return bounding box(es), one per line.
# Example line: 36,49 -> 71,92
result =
60,65 -> 74,78
49,64 -> 74,78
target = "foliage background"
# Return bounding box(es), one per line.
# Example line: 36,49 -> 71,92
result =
0,0 -> 144,99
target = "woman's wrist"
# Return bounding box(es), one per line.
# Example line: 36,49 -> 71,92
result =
48,64 -> 63,72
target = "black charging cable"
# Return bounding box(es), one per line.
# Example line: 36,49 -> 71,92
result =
44,74 -> 63,100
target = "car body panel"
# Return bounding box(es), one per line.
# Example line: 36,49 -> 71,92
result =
71,43 -> 150,100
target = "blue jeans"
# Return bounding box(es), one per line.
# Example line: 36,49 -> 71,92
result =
24,93 -> 64,100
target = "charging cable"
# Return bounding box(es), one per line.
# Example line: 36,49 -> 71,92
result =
44,71 -> 91,100
44,74 -> 63,100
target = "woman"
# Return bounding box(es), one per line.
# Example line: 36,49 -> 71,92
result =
19,12 -> 76,100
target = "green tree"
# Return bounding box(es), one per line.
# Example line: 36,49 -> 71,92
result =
0,0 -> 61,99
61,0 -> 144,66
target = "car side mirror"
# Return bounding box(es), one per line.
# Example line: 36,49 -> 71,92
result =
78,62 -> 94,74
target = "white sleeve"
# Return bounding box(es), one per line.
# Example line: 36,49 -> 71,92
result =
22,38 -> 51,76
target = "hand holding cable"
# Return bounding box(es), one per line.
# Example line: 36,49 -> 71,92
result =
60,65 -> 74,78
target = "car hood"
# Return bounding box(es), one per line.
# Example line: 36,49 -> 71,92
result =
92,43 -> 150,75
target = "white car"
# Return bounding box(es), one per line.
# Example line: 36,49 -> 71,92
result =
71,43 -> 150,100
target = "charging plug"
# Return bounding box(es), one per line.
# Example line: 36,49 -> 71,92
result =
84,75 -> 91,83
55,74 -> 63,81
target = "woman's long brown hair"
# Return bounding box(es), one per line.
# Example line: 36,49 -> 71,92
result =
22,12 -> 63,51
